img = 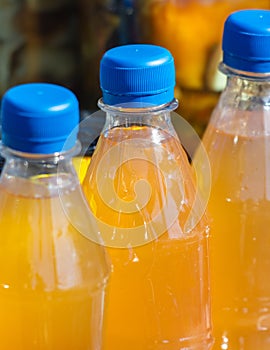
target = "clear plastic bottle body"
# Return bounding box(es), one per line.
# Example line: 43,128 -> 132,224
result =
200,65 -> 270,349
82,100 -> 213,350
0,143 -> 110,350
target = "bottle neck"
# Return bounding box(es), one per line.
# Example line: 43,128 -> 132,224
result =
98,98 -> 179,135
0,142 -> 81,196
220,63 -> 270,109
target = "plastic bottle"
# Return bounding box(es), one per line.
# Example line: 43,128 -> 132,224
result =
82,44 -> 213,350
0,83 -> 110,350
196,9 -> 270,350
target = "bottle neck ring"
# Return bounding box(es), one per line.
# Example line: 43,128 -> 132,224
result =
98,98 -> 179,115
219,62 -> 270,81
0,141 -> 81,163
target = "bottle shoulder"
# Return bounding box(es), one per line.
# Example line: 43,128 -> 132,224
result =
0,176 -> 110,292
217,76 -> 270,116
207,74 -> 270,137
83,124 -> 210,247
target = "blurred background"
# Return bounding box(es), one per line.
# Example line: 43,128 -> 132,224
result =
0,0 -> 269,135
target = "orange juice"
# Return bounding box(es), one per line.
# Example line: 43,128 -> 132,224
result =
83,125 -> 212,350
73,156 -> 91,183
202,120 -> 270,349
0,179 -> 108,350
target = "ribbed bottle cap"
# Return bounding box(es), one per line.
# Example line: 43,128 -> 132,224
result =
100,44 -> 175,106
222,9 -> 270,73
1,83 -> 79,154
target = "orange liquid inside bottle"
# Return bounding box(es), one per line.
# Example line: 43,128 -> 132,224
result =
83,125 -> 212,349
202,118 -> 270,349
0,179 -> 108,350
73,156 -> 91,183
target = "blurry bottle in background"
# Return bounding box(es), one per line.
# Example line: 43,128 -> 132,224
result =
0,83 -> 110,350
138,0 -> 270,135
195,9 -> 270,349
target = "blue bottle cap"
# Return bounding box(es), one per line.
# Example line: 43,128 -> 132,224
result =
100,44 -> 175,106
222,9 -> 270,73
1,83 -> 79,154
